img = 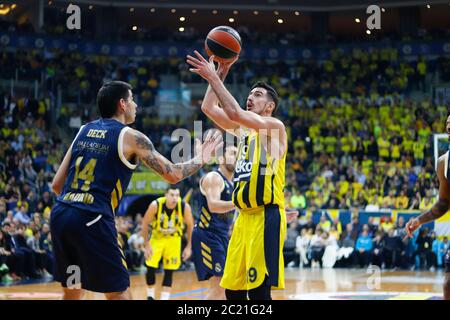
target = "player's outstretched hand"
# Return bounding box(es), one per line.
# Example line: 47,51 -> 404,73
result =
405,217 -> 421,238
196,129 -> 223,165
186,50 -> 217,81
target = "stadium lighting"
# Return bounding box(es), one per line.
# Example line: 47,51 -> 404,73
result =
171,8 -> 176,13
179,27 -> 185,32
233,10 -> 238,15
212,10 -> 218,14
295,11 -> 300,16
150,8 -> 155,13
382,7 -> 386,12
366,30 -> 371,35
277,18 -> 284,24
274,11 -> 279,15
129,7 -> 134,12
11,4 -> 16,9
355,18 -> 360,23
192,9 -> 197,13
48,1 -> 52,5
426,4 -> 431,8
179,17 -> 185,22
132,26 -> 137,31
229,17 -> 235,23
88,5 -> 93,10
253,10 -> 259,15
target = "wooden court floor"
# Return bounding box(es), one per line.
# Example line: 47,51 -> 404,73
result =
0,267 -> 444,300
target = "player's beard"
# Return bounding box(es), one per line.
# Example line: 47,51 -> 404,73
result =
225,164 -> 236,173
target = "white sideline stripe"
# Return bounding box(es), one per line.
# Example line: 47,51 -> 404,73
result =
86,214 -> 102,227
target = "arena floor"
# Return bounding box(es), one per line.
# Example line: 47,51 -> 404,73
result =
0,268 -> 444,300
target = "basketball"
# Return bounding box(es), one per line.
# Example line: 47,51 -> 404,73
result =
205,26 -> 241,63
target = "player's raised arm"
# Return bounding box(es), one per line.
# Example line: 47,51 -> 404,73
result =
201,172 -> 235,213
124,128 -> 222,184
405,154 -> 450,237
198,57 -> 240,136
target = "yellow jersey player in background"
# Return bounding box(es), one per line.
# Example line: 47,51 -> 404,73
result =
141,187 -> 194,300
187,51 -> 291,300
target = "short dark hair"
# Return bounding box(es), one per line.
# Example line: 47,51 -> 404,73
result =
251,81 -> 279,115
97,81 -> 132,118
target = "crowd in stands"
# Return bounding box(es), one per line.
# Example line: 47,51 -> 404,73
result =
283,213 -> 449,271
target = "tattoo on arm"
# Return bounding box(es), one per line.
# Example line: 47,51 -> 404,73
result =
135,132 -> 202,181
135,133 -> 155,152
418,199 -> 449,224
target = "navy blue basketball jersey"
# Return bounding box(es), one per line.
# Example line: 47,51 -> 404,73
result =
197,169 -> 234,237
57,118 -> 136,219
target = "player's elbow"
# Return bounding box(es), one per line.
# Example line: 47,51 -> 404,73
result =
165,174 -> 180,185
51,181 -> 62,196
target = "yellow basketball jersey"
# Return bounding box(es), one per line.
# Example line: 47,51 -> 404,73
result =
152,197 -> 184,237
232,129 -> 286,210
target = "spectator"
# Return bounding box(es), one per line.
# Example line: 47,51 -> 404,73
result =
372,232 -> 384,267
284,220 -> 300,267
127,227 -> 145,271
383,228 -> 403,269
295,228 -> 311,268
14,205 -> 31,225
355,230 -> 373,267
309,227 -> 326,268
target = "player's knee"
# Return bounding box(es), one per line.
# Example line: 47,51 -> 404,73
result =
146,266 -> 156,286
225,289 -> 247,300
162,269 -> 173,287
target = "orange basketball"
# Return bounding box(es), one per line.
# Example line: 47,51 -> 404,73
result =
205,26 -> 241,63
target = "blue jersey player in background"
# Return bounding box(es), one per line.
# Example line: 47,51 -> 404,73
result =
50,81 -> 222,300
192,144 -> 238,300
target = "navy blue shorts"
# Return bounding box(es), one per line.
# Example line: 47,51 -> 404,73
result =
191,227 -> 229,281
50,203 -> 130,293
445,249 -> 450,273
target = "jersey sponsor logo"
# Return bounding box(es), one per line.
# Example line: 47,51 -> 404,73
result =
215,263 -> 222,273
86,129 -> 107,139
62,192 -> 95,204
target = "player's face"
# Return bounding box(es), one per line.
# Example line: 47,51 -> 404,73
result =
246,87 -> 273,115
223,146 -> 238,172
446,115 -> 450,141
165,189 -> 180,208
124,90 -> 137,125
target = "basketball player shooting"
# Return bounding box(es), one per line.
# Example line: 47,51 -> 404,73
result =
405,115 -> 450,300
187,50 -> 296,300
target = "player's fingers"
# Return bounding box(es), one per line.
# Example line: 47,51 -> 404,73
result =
204,130 -> 213,142
186,56 -> 202,66
194,50 -> 208,63
186,59 -> 199,67
209,55 -> 215,64
189,68 -> 201,73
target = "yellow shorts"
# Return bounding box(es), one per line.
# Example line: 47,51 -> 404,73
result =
145,235 -> 181,270
220,204 -> 286,291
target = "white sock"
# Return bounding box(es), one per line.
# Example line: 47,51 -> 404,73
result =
160,291 -> 170,300
147,287 -> 155,299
